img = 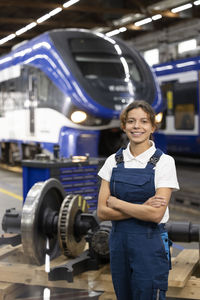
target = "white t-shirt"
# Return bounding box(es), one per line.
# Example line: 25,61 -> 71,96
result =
98,141 -> 180,223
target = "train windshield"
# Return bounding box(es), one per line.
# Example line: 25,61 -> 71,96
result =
74,54 -> 141,82
68,37 -> 156,111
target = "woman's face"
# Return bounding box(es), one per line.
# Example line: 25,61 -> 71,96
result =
123,107 -> 155,146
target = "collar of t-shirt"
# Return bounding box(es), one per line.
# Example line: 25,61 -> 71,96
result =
123,141 -> 156,166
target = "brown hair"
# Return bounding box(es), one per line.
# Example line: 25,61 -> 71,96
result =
120,100 -> 157,139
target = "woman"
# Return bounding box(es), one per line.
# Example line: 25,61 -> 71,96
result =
97,100 -> 179,300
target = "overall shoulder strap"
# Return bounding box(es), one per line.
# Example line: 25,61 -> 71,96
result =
147,148 -> 163,169
115,148 -> 125,166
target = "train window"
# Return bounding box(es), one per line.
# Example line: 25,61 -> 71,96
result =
160,80 -> 197,130
173,81 -> 197,130
175,104 -> 194,130
0,83 -> 5,117
38,72 -> 48,103
74,54 -> 142,82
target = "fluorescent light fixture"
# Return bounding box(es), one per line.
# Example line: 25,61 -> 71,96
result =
63,0 -> 80,8
178,39 -> 197,53
49,7 -> 62,16
144,48 -> 159,66
171,3 -> 192,13
194,0 -> 200,5
119,27 -> 127,32
113,13 -> 144,26
106,27 -> 127,37
152,14 -> 162,21
15,28 -> 28,36
0,33 -> 16,45
134,18 -> 152,27
26,22 -> 37,30
37,7 -> 62,24
16,22 -> 37,36
37,14 -> 51,24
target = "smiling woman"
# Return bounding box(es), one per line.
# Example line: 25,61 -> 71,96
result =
97,100 -> 179,300
120,101 -> 157,153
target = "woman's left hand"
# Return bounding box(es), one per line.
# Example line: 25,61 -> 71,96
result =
106,196 -> 118,209
145,195 -> 166,208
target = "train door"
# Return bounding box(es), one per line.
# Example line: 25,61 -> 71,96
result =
158,71 -> 199,155
28,74 -> 37,135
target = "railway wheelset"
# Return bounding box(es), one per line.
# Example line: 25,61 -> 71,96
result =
2,178 -> 110,282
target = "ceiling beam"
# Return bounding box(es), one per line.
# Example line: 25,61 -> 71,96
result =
0,2 -> 139,15
0,31 -> 37,38
0,17 -> 105,28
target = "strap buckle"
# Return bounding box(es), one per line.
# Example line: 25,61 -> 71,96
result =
116,154 -> 124,164
149,156 -> 159,166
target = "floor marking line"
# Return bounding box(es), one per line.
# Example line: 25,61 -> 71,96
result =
0,187 -> 23,201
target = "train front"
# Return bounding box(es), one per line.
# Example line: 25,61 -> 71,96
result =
50,29 -> 162,156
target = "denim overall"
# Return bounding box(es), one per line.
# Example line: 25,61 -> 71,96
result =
109,148 -> 170,300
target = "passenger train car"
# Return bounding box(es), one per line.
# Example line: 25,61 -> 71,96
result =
0,28 -> 162,163
153,56 -> 200,157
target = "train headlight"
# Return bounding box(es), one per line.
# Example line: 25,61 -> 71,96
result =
155,112 -> 163,123
71,111 -> 87,123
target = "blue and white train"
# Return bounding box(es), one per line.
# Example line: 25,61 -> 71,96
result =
153,55 -> 200,157
0,28 -> 162,163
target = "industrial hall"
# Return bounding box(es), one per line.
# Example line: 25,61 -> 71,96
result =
0,0 -> 200,299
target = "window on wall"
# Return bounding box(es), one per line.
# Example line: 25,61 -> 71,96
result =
143,48 -> 159,66
178,39 -> 197,54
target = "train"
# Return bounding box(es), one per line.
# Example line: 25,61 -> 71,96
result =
153,55 -> 200,157
0,28 -> 163,164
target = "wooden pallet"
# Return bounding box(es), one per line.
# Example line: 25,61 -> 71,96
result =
0,244 -> 199,299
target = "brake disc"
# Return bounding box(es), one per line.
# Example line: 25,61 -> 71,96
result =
21,178 -> 66,265
58,194 -> 88,258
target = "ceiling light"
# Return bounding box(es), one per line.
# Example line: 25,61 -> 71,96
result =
171,3 -> 193,13
152,14 -> 162,21
134,18 -> 152,27
106,27 -> 127,37
49,7 -> 62,16
63,0 -> 80,8
37,14 -> 51,24
16,22 -> 37,36
0,34 -> 16,45
37,8 -> 62,24
194,0 -> 200,5
26,22 -> 37,30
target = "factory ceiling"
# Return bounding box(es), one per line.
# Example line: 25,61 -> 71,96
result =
0,0 -> 200,56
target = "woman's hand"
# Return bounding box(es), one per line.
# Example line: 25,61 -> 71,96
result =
106,196 -> 119,209
145,195 -> 166,208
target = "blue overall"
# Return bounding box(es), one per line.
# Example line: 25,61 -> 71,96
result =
109,148 -> 170,300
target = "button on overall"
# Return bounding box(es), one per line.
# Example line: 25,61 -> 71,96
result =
109,148 -> 170,300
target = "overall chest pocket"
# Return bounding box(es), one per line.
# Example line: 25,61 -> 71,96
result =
111,172 -> 153,201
